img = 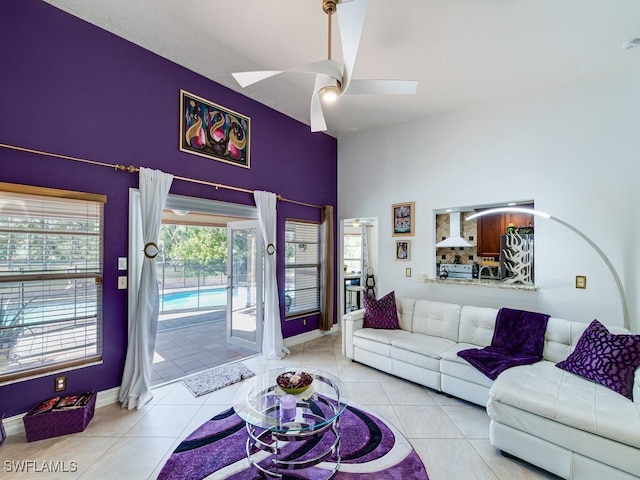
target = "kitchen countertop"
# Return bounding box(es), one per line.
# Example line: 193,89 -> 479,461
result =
423,277 -> 538,291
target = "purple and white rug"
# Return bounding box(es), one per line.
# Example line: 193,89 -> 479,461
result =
158,403 -> 429,479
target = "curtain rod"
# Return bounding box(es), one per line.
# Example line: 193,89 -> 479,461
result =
0,142 -> 321,209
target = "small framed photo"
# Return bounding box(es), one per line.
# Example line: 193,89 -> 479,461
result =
575,275 -> 587,289
392,202 -> 415,236
395,240 -> 410,261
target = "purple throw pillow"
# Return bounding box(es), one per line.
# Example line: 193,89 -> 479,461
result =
556,319 -> 640,399
363,291 -> 400,330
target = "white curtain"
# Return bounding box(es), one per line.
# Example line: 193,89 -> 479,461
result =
120,167 -> 173,410
254,191 -> 289,359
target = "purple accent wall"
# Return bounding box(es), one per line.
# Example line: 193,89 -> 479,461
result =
0,1 -> 337,416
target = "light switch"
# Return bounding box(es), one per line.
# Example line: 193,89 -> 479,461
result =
118,276 -> 128,289
118,257 -> 127,270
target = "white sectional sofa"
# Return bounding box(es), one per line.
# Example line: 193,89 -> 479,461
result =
342,297 -> 640,480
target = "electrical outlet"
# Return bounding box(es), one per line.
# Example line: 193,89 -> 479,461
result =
302,318 -> 307,326
55,375 -> 67,392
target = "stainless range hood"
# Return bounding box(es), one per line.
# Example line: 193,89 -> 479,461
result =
435,212 -> 473,248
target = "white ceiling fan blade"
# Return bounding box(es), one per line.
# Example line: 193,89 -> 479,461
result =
310,74 -> 336,132
233,60 -> 343,88
344,79 -> 418,95
337,0 -> 368,93
232,70 -> 283,88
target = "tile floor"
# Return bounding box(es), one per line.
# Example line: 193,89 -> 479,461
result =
1,333 -> 561,480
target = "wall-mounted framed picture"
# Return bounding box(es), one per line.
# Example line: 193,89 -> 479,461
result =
179,89 -> 250,168
395,240 -> 411,261
392,202 -> 414,236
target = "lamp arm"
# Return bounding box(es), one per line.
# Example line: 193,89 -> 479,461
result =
549,216 -> 629,330
466,207 -> 629,330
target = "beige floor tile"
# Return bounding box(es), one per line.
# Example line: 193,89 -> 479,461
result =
337,362 -> 383,382
156,381 -> 209,405
76,403 -> 151,437
468,439 -> 562,480
411,438 -> 499,480
394,405 -> 464,439
441,405 -> 491,439
78,436 -> 176,480
344,382 -> 390,406
301,351 -> 338,365
122,404 -> 201,438
381,380 -> 437,406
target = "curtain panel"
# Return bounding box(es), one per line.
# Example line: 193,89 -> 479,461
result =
119,167 -> 173,410
254,191 -> 289,359
319,205 -> 335,331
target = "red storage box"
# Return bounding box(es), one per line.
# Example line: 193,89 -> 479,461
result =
23,392 -> 96,442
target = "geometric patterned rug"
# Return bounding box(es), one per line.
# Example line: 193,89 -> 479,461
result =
181,363 -> 255,397
157,403 -> 429,479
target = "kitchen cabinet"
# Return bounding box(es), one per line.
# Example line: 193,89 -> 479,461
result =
476,204 -> 534,257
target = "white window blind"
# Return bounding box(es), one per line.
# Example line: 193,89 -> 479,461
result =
284,220 -> 320,318
0,184 -> 105,381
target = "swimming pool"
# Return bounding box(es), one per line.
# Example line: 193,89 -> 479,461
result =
160,287 -> 228,311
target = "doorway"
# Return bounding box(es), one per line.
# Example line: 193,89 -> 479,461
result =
128,191 -> 262,386
340,218 -> 378,315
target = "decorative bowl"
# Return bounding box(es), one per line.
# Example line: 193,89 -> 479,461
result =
276,371 -> 314,395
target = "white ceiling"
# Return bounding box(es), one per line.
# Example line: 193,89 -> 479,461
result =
44,0 -> 640,138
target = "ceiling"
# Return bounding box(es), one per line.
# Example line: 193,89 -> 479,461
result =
44,0 -> 640,138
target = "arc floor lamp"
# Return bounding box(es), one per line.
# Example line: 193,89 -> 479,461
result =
466,207 -> 629,330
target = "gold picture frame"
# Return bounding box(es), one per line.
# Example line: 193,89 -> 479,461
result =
392,202 -> 415,236
395,240 -> 411,261
179,89 -> 250,168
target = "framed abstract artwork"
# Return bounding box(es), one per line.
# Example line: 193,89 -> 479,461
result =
392,202 -> 414,236
179,89 -> 250,168
395,240 -> 410,261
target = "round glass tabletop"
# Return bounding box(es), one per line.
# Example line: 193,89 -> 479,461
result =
233,368 -> 348,434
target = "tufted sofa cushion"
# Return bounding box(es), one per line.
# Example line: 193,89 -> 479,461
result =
411,300 -> 461,341
458,306 -> 499,347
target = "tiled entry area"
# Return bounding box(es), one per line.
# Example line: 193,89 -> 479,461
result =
152,308 -> 256,385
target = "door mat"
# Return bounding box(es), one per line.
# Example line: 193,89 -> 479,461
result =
182,363 -> 255,397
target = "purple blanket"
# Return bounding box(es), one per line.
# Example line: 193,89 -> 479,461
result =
457,307 -> 550,380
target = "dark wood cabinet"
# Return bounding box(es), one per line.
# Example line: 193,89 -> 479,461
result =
476,205 -> 534,257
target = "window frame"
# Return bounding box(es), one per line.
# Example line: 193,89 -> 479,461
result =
0,182 -> 105,383
284,218 -> 321,320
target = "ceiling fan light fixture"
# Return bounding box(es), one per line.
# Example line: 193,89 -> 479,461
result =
320,85 -> 341,103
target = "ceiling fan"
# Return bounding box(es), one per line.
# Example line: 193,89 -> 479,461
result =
232,0 -> 418,132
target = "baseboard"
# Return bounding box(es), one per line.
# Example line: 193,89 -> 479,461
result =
284,323 -> 341,348
2,386 -> 121,437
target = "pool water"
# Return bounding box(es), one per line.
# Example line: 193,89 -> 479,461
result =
160,287 -> 228,311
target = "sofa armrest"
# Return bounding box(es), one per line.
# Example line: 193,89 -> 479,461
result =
634,367 -> 640,405
343,309 -> 365,359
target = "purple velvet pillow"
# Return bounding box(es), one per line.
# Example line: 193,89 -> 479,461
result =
363,291 -> 400,330
556,319 -> 640,399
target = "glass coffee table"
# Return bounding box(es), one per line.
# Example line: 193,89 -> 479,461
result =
233,368 -> 348,479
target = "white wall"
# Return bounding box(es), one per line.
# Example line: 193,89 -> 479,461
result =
338,72 -> 640,332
